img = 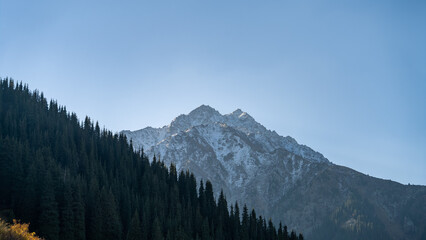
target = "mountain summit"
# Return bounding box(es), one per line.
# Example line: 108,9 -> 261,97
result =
123,105 -> 328,164
122,105 -> 426,240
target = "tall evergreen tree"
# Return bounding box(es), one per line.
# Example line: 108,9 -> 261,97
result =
60,183 -> 74,240
38,172 -> 60,240
283,226 -> 289,240
100,188 -> 122,240
241,205 -> 249,240
233,202 -> 241,240
201,218 -> 210,240
86,179 -> 101,240
127,211 -> 143,240
72,183 -> 86,240
152,216 -> 164,240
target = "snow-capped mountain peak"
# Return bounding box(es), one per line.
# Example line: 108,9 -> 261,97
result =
189,104 -> 220,116
227,108 -> 254,122
168,105 -> 222,133
124,105 -> 328,165
121,106 -> 425,239
230,108 -> 244,116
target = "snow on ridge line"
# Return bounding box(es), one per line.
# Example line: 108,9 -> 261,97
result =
121,105 -> 328,164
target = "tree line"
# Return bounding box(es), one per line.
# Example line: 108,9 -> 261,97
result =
0,78 -> 303,240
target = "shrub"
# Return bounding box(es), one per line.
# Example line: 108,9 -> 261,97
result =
0,219 -> 42,240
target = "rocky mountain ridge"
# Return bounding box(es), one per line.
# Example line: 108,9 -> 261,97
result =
122,105 -> 426,240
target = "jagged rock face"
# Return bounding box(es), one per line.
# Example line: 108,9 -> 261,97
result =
122,105 -> 426,240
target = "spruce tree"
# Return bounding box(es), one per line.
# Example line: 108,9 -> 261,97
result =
127,211 -> 143,240
201,218 -> 210,240
60,183 -> 74,240
290,230 -> 297,240
283,226 -> 289,240
152,216 -> 164,240
100,188 -> 122,240
241,205 -> 249,240
278,222 -> 283,240
86,180 -> 101,240
72,183 -> 86,240
234,202 -> 240,240
38,172 -> 60,240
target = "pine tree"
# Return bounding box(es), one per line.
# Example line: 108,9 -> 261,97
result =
289,230 -> 297,240
100,188 -> 122,240
60,183 -> 74,240
205,181 -> 215,221
241,205 -> 249,240
17,161 -> 38,225
283,226 -> 289,240
249,209 -> 257,239
86,179 -> 101,240
72,183 -> 85,240
199,180 -> 206,217
152,216 -> 164,240
127,211 -> 143,240
268,219 -> 276,240
38,172 -> 60,240
201,218 -> 210,240
278,222 -> 284,240
233,202 -> 240,240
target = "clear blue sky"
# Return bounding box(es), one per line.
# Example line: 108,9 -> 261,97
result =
1,0 -> 425,185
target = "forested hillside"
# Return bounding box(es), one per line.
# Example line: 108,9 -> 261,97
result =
0,78 -> 302,240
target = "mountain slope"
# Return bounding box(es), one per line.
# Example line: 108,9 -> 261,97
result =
123,105 -> 426,240
0,79 -> 303,240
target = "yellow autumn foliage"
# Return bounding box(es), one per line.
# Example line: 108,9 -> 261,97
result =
0,219 -> 42,240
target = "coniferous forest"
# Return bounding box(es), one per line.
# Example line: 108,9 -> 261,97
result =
0,78 -> 303,240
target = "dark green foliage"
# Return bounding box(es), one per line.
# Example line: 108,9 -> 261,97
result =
0,78 -> 301,240
241,205 -> 249,240
127,211 -> 142,240
100,188 -> 122,240
60,183 -> 74,240
151,216 -> 163,240
38,172 -> 60,240
71,184 -> 85,240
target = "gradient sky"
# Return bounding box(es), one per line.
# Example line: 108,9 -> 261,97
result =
1,0 -> 425,185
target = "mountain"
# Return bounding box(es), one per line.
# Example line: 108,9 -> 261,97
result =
0,79 -> 303,240
123,105 -> 426,240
